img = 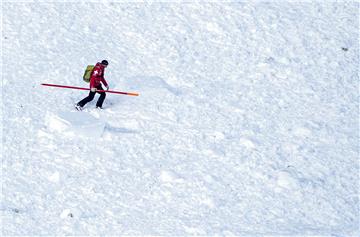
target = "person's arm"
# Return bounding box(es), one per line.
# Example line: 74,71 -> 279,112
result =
89,66 -> 102,91
102,78 -> 109,90
89,76 -> 96,91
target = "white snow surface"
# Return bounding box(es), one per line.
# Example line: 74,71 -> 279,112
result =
45,111 -> 106,137
2,1 -> 359,236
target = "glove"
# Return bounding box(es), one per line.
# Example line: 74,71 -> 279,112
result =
106,85 -> 109,90
90,87 -> 96,92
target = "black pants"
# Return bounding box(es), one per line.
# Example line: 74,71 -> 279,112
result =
77,85 -> 106,108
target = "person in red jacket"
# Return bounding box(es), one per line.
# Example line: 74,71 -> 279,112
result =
76,60 -> 110,110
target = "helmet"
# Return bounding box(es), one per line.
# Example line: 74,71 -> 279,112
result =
101,60 -> 109,66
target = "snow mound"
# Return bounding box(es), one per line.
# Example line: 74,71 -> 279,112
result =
45,111 -> 105,137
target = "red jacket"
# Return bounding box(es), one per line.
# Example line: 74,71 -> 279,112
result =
90,62 -> 108,89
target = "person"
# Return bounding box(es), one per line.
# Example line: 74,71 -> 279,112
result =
76,60 -> 110,110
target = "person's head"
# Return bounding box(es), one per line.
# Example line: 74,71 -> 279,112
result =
101,60 -> 109,67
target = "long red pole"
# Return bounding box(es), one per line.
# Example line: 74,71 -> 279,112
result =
41,83 -> 139,96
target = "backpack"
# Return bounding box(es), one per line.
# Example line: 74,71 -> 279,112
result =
83,65 -> 95,83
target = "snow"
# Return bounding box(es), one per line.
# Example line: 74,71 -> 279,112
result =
2,1 -> 359,236
45,111 -> 106,137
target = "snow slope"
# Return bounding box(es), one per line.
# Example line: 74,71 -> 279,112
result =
2,1 -> 359,236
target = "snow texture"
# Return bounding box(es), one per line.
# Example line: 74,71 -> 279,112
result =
2,1 -> 359,236
45,111 -> 106,137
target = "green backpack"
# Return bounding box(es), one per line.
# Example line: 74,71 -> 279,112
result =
83,65 -> 95,83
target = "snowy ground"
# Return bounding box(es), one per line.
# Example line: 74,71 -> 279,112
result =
2,1 -> 359,236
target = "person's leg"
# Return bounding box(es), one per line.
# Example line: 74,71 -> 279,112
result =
77,91 -> 95,107
95,85 -> 106,108
96,91 -> 106,108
